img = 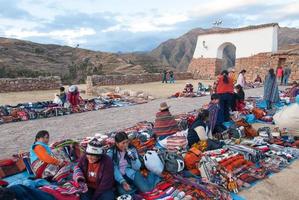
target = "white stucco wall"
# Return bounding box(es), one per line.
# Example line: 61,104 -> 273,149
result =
193,25 -> 278,59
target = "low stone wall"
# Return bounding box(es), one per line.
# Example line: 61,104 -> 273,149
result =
86,72 -> 193,95
0,76 -> 62,93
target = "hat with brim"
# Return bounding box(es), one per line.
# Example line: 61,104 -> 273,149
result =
86,138 -> 104,155
159,102 -> 170,111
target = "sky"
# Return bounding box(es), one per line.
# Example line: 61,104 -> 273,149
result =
0,0 -> 298,52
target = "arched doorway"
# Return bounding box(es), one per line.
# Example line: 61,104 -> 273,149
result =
217,42 -> 236,71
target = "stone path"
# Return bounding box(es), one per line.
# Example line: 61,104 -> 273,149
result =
0,87 -> 265,158
0,86 -> 298,200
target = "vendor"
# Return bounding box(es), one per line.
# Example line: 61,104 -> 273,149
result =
153,102 -> 179,141
187,109 -> 210,147
30,130 -> 67,180
77,138 -> 115,200
233,84 -> 245,111
107,132 -> 160,194
286,81 -> 299,99
67,85 -> 81,107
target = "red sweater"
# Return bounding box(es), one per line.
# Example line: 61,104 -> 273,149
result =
216,76 -> 234,94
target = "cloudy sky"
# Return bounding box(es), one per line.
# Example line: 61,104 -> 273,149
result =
0,0 -> 298,52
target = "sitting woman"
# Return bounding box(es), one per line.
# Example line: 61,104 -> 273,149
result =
30,130 -> 68,180
153,102 -> 179,144
286,81 -> 299,99
187,109 -> 210,148
233,84 -> 245,111
254,75 -> 262,83
107,132 -> 160,194
77,138 -> 115,200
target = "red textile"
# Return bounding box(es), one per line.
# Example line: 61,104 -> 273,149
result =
67,92 -> 80,107
216,76 -> 234,94
41,187 -> 79,200
236,100 -> 246,111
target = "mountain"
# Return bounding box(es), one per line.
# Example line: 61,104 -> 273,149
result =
0,37 -> 167,83
0,26 -> 298,83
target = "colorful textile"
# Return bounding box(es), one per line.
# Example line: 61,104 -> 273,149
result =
40,186 -> 80,200
208,103 -> 220,133
264,74 -> 280,103
153,110 -> 179,137
166,131 -> 188,151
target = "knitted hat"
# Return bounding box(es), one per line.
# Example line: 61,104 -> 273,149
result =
86,138 -> 104,155
68,85 -> 78,93
159,102 -> 170,111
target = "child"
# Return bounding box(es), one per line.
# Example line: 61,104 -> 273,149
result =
59,87 -> 67,105
233,84 -> 245,111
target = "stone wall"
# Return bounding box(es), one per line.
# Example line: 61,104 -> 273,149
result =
0,76 -> 62,93
86,72 -> 193,95
235,53 -> 273,81
188,53 -> 299,82
188,58 -> 222,79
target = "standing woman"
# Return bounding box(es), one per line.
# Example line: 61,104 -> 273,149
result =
236,69 -> 246,88
264,68 -> 280,109
216,70 -> 234,122
107,132 -> 160,194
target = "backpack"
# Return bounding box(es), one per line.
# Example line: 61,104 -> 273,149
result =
184,147 -> 202,175
160,151 -> 185,173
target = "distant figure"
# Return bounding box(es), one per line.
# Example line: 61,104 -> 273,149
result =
286,81 -> 299,99
283,64 -> 292,86
67,85 -> 81,107
228,68 -> 237,84
276,66 -> 283,85
253,74 -> 263,87
254,75 -> 262,83
264,69 -> 280,109
59,86 -> 67,105
236,69 -> 246,88
162,70 -> 168,83
169,71 -> 175,83
53,93 -> 63,106
233,84 -> 245,111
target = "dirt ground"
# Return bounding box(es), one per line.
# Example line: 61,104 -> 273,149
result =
0,83 -> 298,200
0,80 -> 213,105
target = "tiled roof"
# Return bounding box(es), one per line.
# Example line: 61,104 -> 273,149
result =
198,23 -> 279,36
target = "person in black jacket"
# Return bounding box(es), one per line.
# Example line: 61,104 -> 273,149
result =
187,109 -> 210,147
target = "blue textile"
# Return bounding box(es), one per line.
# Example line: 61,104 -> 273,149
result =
8,178 -> 50,189
245,114 -> 256,124
8,184 -> 56,200
4,171 -> 30,184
